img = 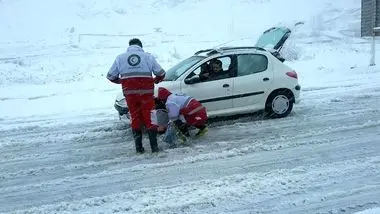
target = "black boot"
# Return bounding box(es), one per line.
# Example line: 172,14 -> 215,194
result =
147,129 -> 159,153
173,120 -> 190,137
132,129 -> 144,154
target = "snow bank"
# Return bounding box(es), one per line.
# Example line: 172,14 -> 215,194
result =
0,0 -> 364,87
355,208 -> 380,214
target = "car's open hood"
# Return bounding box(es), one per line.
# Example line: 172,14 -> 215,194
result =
255,26 -> 291,52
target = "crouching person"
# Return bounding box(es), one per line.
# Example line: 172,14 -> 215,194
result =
157,87 -> 208,147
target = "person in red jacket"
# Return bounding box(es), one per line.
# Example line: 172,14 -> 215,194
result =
107,38 -> 165,153
157,87 -> 208,138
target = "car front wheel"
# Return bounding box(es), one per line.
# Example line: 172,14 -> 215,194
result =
265,90 -> 294,118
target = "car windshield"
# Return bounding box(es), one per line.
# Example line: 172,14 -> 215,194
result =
164,56 -> 205,81
255,27 -> 290,50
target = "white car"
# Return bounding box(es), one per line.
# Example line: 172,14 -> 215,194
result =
114,26 -> 301,120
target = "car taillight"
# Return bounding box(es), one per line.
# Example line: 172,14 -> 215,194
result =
286,71 -> 298,79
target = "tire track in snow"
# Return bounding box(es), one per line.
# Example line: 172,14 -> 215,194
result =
0,77 -> 379,213
1,102 -> 378,193
5,136 -> 380,214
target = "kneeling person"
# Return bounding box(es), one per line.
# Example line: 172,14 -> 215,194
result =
157,87 -> 208,140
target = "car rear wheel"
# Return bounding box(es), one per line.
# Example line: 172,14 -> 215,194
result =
265,90 -> 293,118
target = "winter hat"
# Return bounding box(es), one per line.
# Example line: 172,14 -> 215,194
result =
158,87 -> 172,101
129,38 -> 143,48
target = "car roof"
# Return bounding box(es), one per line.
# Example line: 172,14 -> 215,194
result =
193,46 -> 267,57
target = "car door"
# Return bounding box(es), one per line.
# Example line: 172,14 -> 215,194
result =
232,53 -> 273,112
180,56 -> 234,113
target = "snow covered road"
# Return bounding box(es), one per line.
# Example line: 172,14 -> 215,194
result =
1,0 -> 379,213
1,71 -> 379,214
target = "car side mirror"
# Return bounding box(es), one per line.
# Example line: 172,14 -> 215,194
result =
184,76 -> 201,84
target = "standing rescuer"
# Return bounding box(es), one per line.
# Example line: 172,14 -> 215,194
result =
107,38 -> 166,153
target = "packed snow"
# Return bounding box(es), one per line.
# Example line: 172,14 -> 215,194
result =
1,0 -> 380,213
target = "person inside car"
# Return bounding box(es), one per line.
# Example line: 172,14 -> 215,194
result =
200,59 -> 229,81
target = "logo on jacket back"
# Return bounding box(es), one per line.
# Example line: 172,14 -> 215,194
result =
128,54 -> 141,66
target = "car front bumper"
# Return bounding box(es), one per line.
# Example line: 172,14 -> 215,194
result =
114,102 -> 129,116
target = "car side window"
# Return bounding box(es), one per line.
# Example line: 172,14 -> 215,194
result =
237,54 -> 268,77
198,56 -> 232,82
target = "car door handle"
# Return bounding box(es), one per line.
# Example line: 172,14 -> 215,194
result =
263,77 -> 270,81
222,84 -> 230,88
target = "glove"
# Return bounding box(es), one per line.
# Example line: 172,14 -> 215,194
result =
109,78 -> 121,84
173,120 -> 189,136
154,74 -> 165,84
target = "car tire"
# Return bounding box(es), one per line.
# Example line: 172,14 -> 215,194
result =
265,90 -> 294,118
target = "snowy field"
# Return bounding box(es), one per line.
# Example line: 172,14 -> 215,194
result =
1,0 -> 380,213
